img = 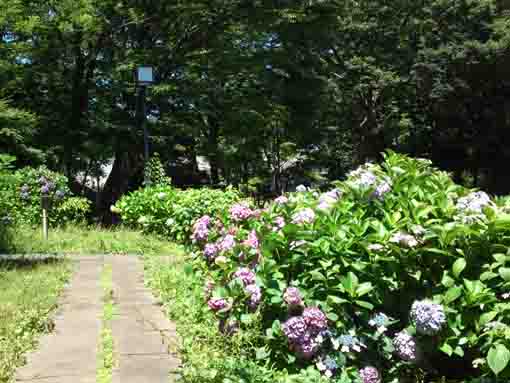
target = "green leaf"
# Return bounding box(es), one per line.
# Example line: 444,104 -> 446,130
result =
341,272 -> 359,295
355,300 -> 374,310
488,345 -> 510,375
309,270 -> 327,281
356,282 -> 374,297
479,312 -> 498,327
452,258 -> 466,278
440,343 -> 453,356
499,268 -> 510,281
326,312 -> 339,321
443,286 -> 462,304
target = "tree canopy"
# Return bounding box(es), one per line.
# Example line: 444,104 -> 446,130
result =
2,0 -> 510,213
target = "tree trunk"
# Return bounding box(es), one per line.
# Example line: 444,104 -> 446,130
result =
98,148 -> 143,225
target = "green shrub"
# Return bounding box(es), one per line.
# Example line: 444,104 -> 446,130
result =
114,186 -> 242,243
0,159 -> 90,228
144,153 -> 171,186
186,151 -> 510,382
54,197 -> 91,224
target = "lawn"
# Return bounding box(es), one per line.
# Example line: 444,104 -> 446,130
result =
0,256 -> 71,383
4,225 -> 176,255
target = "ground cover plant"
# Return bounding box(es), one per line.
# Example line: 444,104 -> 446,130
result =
0,256 -> 71,382
3,225 -> 176,255
180,152 -> 510,382
113,186 -> 242,243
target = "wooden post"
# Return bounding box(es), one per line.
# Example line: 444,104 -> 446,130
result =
42,195 -> 49,240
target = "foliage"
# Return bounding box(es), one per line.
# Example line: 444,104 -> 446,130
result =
0,256 -> 70,382
54,197 -> 92,225
185,152 -> 510,382
0,164 -> 90,227
144,153 -> 171,186
113,186 -> 242,243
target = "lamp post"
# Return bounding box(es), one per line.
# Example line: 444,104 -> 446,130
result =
136,66 -> 154,185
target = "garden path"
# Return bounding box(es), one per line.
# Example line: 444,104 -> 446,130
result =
14,255 -> 180,383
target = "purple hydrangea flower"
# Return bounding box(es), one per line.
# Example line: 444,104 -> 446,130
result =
371,179 -> 392,200
318,189 -> 342,211
456,191 -> 492,214
246,284 -> 262,309
218,234 -> 236,252
349,166 -> 378,189
191,215 -> 211,242
274,195 -> 289,205
283,287 -> 303,307
37,176 -> 47,185
21,184 -> 30,193
393,331 -> 419,362
292,208 -> 316,225
20,191 -> 30,200
359,366 -> 381,383
283,316 -> 308,344
230,203 -> 254,222
233,267 -> 256,286
243,230 -> 259,249
203,243 -> 219,260
294,334 -> 320,360
40,184 -> 51,195
303,307 -> 328,333
316,355 -> 339,378
410,300 -> 446,335
207,297 -> 229,312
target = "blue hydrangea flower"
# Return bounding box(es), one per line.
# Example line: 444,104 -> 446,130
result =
410,300 -> 446,335
369,312 -> 390,333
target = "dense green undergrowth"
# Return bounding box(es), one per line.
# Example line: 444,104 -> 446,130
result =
0,256 -> 71,382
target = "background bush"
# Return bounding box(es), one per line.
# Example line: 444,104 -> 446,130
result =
114,186 -> 243,243
0,160 -> 91,228
184,151 -> 510,382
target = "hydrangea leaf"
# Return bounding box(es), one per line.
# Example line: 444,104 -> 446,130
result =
488,344 -> 510,375
452,258 -> 466,278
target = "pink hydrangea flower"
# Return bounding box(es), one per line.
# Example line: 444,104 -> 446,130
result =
230,203 -> 254,221
283,287 -> 303,307
243,230 -> 259,249
218,234 -> 236,252
234,267 -> 256,286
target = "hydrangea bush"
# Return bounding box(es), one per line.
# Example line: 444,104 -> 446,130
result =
0,163 -> 89,227
113,186 -> 242,243
185,151 -> 510,382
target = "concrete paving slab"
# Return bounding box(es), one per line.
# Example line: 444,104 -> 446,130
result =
110,255 -> 181,383
15,256 -> 104,383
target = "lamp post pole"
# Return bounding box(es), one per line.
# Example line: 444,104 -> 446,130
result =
137,86 -> 149,185
136,65 -> 154,186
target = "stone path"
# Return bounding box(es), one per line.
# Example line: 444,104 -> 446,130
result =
15,255 -> 180,383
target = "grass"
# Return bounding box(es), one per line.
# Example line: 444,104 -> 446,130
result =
97,264 -> 116,383
3,224 -> 176,255
143,248 -> 278,383
0,256 -> 71,383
